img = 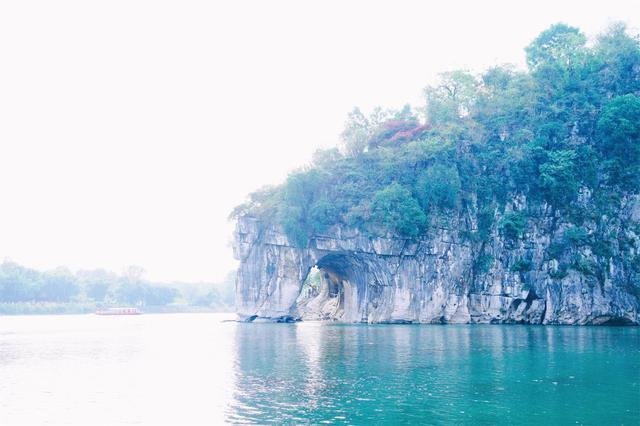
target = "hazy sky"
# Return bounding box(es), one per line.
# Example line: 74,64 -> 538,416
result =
0,0 -> 637,282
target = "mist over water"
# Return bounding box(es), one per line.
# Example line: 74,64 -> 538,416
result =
0,314 -> 235,425
1,314 -> 638,425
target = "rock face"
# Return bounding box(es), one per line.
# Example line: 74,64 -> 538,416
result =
233,196 -> 640,325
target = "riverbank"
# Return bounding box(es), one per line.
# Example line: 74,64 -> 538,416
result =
0,302 -> 232,315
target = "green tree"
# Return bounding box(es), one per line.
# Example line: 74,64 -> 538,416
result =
341,107 -> 371,156
87,282 -> 110,302
501,211 -> 528,240
38,268 -> 79,302
309,196 -> 339,234
146,287 -> 179,305
370,183 -> 426,238
596,94 -> 640,189
116,282 -> 148,305
539,150 -> 579,205
525,23 -> 587,70
593,22 -> 640,96
415,164 -> 461,211
77,268 -> 119,302
0,261 -> 40,302
424,70 -> 479,124
277,170 -> 324,246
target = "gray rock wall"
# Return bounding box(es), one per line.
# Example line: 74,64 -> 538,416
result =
233,196 -> 640,325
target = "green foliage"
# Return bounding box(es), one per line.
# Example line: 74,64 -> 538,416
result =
38,269 -> 79,302
474,254 -> 494,274
549,264 -> 569,280
596,94 -> 640,189
370,184 -> 426,238
593,23 -> 640,96
186,271 -> 235,311
278,205 -> 308,247
501,211 -> 528,240
511,258 -> 533,273
341,107 -> 372,156
590,239 -> 613,259
309,197 -> 340,234
233,23 -> 640,252
548,241 -> 567,260
0,261 -> 233,310
570,254 -> 597,277
424,70 -> 479,124
539,150 -> 579,205
525,23 -> 587,70
229,185 -> 280,220
415,164 -> 461,212
563,226 -> 589,247
86,282 -> 109,302
0,302 -> 98,315
476,205 -> 495,242
340,105 -> 420,155
549,227 -> 601,261
277,170 -> 324,246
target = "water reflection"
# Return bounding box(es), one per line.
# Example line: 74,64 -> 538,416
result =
230,323 -> 640,425
1,315 -> 637,425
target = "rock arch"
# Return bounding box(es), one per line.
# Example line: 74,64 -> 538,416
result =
232,217 -> 449,323
295,252 -> 378,322
232,216 -> 639,324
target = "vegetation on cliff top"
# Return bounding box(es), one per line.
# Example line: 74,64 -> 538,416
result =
232,23 -> 640,250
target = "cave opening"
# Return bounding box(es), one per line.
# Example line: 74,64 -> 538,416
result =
295,253 -> 362,321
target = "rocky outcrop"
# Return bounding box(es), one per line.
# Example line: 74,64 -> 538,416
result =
233,196 -> 640,325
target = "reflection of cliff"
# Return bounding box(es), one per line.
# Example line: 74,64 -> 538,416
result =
228,324 -> 639,424
227,323 -> 490,424
233,211 -> 640,324
227,323 -> 326,424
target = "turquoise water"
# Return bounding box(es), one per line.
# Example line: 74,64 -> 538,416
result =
1,314 -> 638,425
231,323 -> 640,425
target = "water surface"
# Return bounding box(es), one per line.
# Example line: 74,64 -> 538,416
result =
1,314 -> 638,424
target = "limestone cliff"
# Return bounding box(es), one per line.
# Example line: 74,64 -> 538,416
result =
233,194 -> 640,325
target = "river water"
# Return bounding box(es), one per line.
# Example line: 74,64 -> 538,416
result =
0,313 -> 638,425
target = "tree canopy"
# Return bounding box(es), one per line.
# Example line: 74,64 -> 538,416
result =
233,23 -> 640,248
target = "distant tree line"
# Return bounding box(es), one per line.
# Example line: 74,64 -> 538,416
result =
0,261 -> 235,310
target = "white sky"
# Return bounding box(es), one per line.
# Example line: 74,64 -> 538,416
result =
0,0 -> 638,282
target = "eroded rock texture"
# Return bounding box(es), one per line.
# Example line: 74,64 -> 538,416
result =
233,196 -> 640,325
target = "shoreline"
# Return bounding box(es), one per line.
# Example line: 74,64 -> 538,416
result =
0,302 -> 233,316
